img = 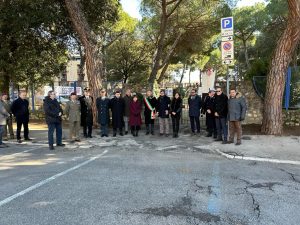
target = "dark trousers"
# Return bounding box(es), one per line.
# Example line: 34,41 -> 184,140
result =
100,124 -> 108,136
206,114 -> 217,137
4,116 -> 14,138
48,122 -> 62,146
0,125 -> 4,145
190,116 -> 200,133
113,127 -> 123,134
83,125 -> 92,137
16,120 -> 29,140
171,116 -> 180,134
215,117 -> 228,140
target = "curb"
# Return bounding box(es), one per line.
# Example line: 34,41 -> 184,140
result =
214,148 -> 300,166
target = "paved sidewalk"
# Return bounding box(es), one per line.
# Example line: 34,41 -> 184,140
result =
211,135 -> 300,165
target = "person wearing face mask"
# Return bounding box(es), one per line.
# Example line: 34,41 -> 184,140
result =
96,90 -> 110,137
188,89 -> 202,135
11,91 -> 31,143
65,92 -> 81,143
109,90 -> 125,137
129,95 -> 142,137
43,91 -> 65,150
79,88 -> 94,138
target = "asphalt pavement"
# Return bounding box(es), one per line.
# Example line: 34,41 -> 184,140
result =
0,131 -> 299,225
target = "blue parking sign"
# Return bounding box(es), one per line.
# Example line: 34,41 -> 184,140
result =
221,17 -> 233,29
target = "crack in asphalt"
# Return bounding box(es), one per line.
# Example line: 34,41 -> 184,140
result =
280,168 -> 300,184
132,191 -> 220,223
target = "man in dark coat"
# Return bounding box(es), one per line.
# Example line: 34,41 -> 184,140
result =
11,91 -> 31,143
79,88 -> 93,138
43,91 -> 65,150
123,89 -> 132,135
96,90 -> 110,137
228,89 -> 247,145
144,90 -> 157,135
109,90 -> 125,137
188,89 -> 202,135
214,86 -> 228,144
156,90 -> 171,137
170,93 -> 182,138
202,90 -> 217,138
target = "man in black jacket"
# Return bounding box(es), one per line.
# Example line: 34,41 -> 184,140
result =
109,90 -> 125,137
11,91 -> 31,143
203,89 -> 217,138
214,87 -> 228,144
156,90 -> 171,137
43,91 -> 65,150
79,88 -> 94,138
188,89 -> 202,135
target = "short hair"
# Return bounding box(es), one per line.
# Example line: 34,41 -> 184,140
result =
115,90 -> 121,94
47,90 -> 54,97
160,89 -> 165,93
215,86 -> 222,90
70,92 -> 77,96
230,88 -> 236,92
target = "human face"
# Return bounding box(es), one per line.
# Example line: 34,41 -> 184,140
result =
70,94 -> 77,101
115,93 -> 121,98
133,96 -> 138,102
49,92 -> 56,100
191,90 -> 196,96
19,92 -> 27,99
175,93 -> 179,99
146,91 -> 152,97
209,91 -> 215,97
101,90 -> 106,97
126,89 -> 131,96
84,91 -> 90,97
160,91 -> 165,97
1,94 -> 8,101
230,90 -> 237,98
216,88 -> 222,96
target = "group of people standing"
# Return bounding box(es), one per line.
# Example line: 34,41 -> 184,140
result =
0,86 -> 247,150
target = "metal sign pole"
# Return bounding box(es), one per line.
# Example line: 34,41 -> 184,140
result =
226,65 -> 230,96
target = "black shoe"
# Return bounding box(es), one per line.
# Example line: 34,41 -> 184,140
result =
173,133 -> 176,138
101,134 -> 105,137
113,133 -> 117,137
25,138 -> 32,141
135,131 -> 139,137
49,145 -> 55,150
227,141 -> 234,144
151,131 -> 154,135
222,140 -> 228,144
88,135 -> 93,138
235,142 -> 241,146
206,133 -> 212,137
105,134 -> 109,137
84,134 -> 88,138
119,132 -> 124,136
146,131 -> 150,135
215,137 -> 223,141
125,131 -> 128,135
17,139 -> 22,143
57,144 -> 65,147
75,139 -> 81,142
159,133 -> 164,136
213,136 -> 217,139
165,134 -> 169,137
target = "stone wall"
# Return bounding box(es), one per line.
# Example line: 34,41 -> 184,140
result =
283,110 -> 300,126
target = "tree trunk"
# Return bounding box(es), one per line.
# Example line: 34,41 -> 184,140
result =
243,39 -> 251,70
261,0 -> 300,135
157,62 -> 170,84
77,44 -> 86,88
64,0 -> 103,126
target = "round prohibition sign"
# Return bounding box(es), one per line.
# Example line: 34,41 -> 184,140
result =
223,42 -> 232,51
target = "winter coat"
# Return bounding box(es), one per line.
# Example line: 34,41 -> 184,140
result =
170,97 -> 182,118
65,100 -> 81,122
144,96 -> 157,116
156,95 -> 171,118
79,96 -> 93,127
0,101 -> 9,126
11,98 -> 30,122
202,96 -> 215,118
123,95 -> 132,117
188,95 -> 202,117
129,101 -> 142,126
228,96 -> 247,121
214,93 -> 228,118
1,100 -> 12,115
96,97 -> 110,125
43,97 -> 63,124
109,97 -> 125,128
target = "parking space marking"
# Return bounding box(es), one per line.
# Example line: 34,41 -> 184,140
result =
0,150 -> 108,207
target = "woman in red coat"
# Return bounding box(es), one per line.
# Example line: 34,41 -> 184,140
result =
129,95 -> 142,137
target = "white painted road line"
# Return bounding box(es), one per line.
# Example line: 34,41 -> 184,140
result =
0,150 -> 109,207
214,148 -> 300,166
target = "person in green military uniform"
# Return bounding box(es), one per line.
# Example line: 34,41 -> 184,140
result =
65,92 -> 81,142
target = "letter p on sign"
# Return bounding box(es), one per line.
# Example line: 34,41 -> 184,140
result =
221,17 -> 233,29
